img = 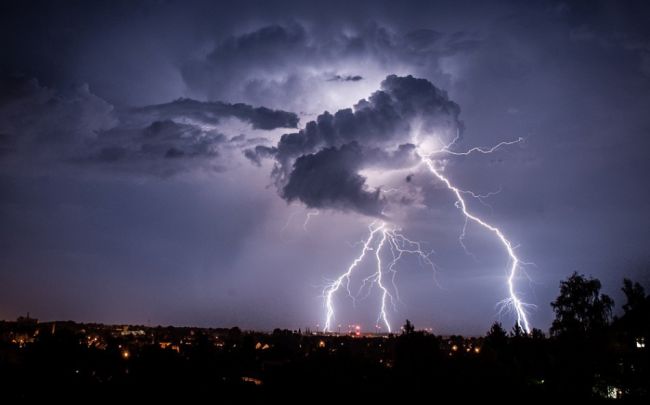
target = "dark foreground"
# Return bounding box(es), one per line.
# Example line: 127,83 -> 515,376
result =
1,273 -> 648,402
1,321 -> 647,402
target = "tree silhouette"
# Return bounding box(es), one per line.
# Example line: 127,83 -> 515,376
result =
530,328 -> 545,340
550,272 -> 613,339
616,278 -> 650,400
485,321 -> 508,350
402,319 -> 415,335
620,278 -> 649,339
622,279 -> 647,313
548,273 -> 615,398
510,322 -> 524,338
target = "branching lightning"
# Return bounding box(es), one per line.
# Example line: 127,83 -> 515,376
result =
323,222 -> 384,332
418,135 -> 533,333
440,137 -> 524,156
323,222 -> 436,333
321,132 -> 533,335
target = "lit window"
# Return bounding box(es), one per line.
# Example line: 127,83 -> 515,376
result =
607,386 -> 623,399
635,337 -> 645,349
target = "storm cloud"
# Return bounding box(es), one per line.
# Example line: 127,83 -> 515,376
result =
0,77 -> 298,175
182,22 -> 480,113
283,143 -> 383,216
131,98 -> 299,130
249,74 -> 462,216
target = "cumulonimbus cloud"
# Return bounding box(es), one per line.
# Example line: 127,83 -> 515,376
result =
181,22 -> 480,114
246,74 -> 463,216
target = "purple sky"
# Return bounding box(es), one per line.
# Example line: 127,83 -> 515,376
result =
1,0 -> 649,335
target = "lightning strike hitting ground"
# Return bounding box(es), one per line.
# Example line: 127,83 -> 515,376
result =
321,133 -> 533,334
374,230 -> 391,331
323,222 -> 385,332
418,136 -> 533,334
323,222 -> 436,333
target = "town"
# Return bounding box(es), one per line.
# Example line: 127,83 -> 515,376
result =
2,274 -> 648,402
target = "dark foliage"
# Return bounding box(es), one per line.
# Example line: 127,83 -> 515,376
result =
1,275 -> 648,402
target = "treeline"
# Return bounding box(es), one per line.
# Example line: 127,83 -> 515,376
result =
0,272 -> 648,402
395,272 -> 649,401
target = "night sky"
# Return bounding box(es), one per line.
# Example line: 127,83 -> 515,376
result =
1,0 -> 649,335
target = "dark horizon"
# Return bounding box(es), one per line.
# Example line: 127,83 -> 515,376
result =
2,270 -> 648,401
3,269 -> 644,336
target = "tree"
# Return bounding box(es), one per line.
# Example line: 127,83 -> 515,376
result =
402,319 -> 415,335
530,328 -> 545,340
485,321 -> 508,350
510,322 -> 524,338
622,278 -> 647,314
617,278 -> 650,400
550,272 -> 613,338
620,278 -> 649,338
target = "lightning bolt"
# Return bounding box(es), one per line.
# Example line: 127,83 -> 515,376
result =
440,137 -> 524,156
321,132 -> 532,334
323,222 -> 436,333
303,209 -> 320,231
374,229 -> 391,332
323,222 -> 384,333
418,135 -> 533,334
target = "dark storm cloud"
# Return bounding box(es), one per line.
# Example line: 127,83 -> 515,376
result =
269,74 -> 461,167
243,145 -> 277,167
84,120 -> 228,175
327,75 -> 364,82
181,21 -> 480,111
248,74 -> 462,216
0,77 -> 298,175
283,143 -> 383,216
281,142 -> 420,215
0,77 -> 115,149
132,98 -> 299,130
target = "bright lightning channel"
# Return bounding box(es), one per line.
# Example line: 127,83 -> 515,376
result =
321,134 -> 532,334
323,222 -> 384,333
323,222 -> 435,333
418,135 -> 532,334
